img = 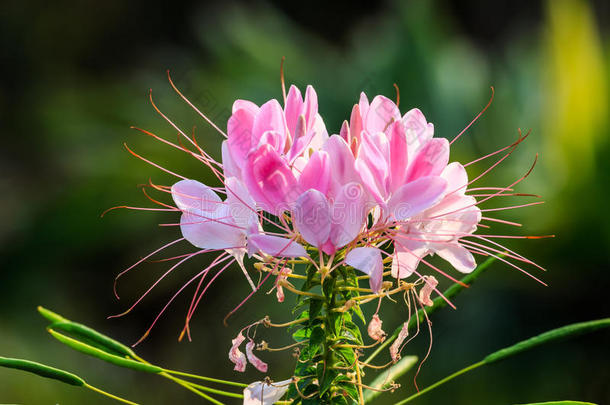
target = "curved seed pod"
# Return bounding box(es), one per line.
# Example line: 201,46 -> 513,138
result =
48,329 -> 162,374
50,321 -> 136,358
37,306 -> 68,324
0,356 -> 85,386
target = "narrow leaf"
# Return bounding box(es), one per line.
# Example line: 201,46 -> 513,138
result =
394,318 -> 610,404
484,318 -> 610,364
514,402 -> 597,405
364,356 -> 417,403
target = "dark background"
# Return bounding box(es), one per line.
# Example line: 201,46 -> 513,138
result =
1,0 -> 609,403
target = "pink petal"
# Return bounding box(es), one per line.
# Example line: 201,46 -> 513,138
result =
225,177 -> 258,232
391,238 -> 427,279
222,140 -> 241,180
358,92 -> 370,118
365,95 -> 401,135
406,138 -> 450,182
243,380 -> 290,405
388,121 -> 409,193
229,332 -> 247,372
367,314 -> 386,342
402,108 -> 433,153
244,144 -> 300,215
322,135 -> 361,198
257,130 -> 285,152
228,108 -> 256,166
390,322 -> 409,362
179,206 -> 245,250
232,100 -> 259,115
298,150 -> 330,195
248,234 -> 307,258
357,133 -> 389,200
246,341 -> 268,373
418,275 -> 438,306
330,182 -> 368,249
356,158 -> 385,205
435,244 -> 476,273
345,247 -> 384,292
287,114 -> 307,161
441,162 -> 468,195
275,268 -> 291,303
293,189 -> 331,248
252,99 -> 287,151
349,104 -> 363,148
303,85 -> 318,129
284,85 -> 303,136
386,176 -> 447,221
171,179 -> 222,213
339,120 -> 350,144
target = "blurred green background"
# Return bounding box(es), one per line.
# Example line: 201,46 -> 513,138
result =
1,0 -> 609,403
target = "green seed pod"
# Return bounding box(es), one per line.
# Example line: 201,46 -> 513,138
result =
50,321 -> 136,358
0,356 -> 85,386
48,329 -> 162,374
37,306 -> 68,324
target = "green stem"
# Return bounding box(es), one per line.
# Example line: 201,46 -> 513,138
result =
181,380 -> 244,399
160,371 -> 225,405
162,369 -> 248,388
84,383 -> 140,405
393,361 -> 484,405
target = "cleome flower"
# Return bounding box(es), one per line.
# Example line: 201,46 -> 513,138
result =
109,68 -> 548,403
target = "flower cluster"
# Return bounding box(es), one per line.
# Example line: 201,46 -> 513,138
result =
175,86 -> 481,292
112,72 -> 545,403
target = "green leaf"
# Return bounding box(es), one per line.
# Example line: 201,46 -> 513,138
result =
513,402 -> 597,405
0,356 -> 85,386
351,303 -> 366,325
334,347 -> 356,367
484,318 -> 610,364
336,380 -> 359,402
292,326 -> 313,343
323,277 -> 336,299
309,326 -> 325,357
394,318 -> 610,404
342,320 -> 363,345
309,298 -> 324,319
363,356 -> 417,403
319,368 -> 338,395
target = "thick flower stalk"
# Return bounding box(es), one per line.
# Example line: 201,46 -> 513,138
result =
108,68 -> 548,404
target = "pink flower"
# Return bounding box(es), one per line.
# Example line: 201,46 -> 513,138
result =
391,163 -> 481,279
243,379 -> 291,405
118,77 -> 544,357
223,85 -> 329,214
345,93 -> 448,213
367,314 -> 386,342
246,341 -> 268,373
292,183 -> 369,255
390,322 -> 409,362
418,276 -> 439,307
229,332 -> 247,372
